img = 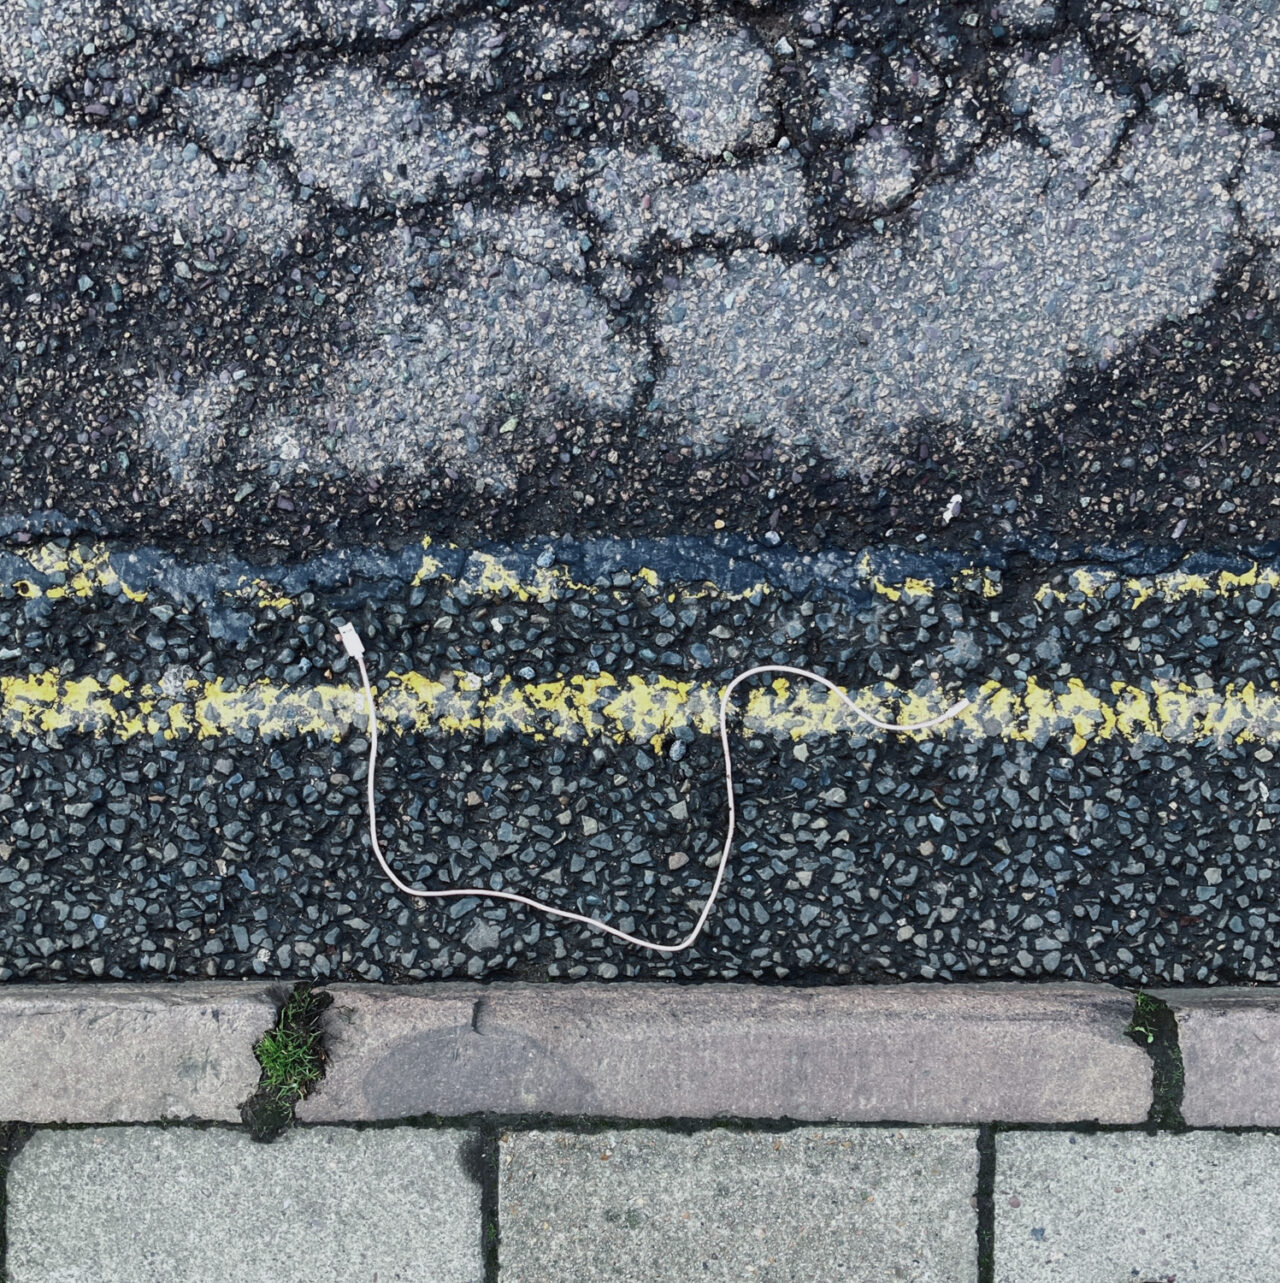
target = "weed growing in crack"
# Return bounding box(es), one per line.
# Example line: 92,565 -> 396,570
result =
1127,990 -> 1160,1045
1125,990 -> 1186,1130
258,988 -> 327,1100
242,985 -> 332,1142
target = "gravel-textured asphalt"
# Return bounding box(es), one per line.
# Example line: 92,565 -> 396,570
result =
2,534 -> 1279,988
4,1 -> 1280,990
1,0 -> 1280,555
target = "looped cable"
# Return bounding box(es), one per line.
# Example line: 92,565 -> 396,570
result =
344,633 -> 972,955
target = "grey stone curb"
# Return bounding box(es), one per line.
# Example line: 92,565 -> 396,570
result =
296,981 -> 1151,1124
0,982 -> 279,1123
17,980 -> 1280,1128
1151,988 -> 1280,1127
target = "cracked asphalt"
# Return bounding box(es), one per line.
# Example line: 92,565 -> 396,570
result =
3,0 -> 1280,986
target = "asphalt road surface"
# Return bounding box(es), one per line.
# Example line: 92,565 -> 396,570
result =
3,0 -> 1280,985
2,535 -> 1279,987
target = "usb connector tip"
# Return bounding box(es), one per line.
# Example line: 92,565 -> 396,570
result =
337,623 -> 365,659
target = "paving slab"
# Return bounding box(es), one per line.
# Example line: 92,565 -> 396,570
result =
995,1130 -> 1280,1280
499,1125 -> 978,1283
5,1125 -> 483,1283
0,982 -> 278,1123
1151,987 -> 1280,1126
297,981 -> 1150,1123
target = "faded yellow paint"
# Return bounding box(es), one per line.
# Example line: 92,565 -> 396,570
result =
1035,562 -> 1280,611
9,535 -> 1280,622
681,580 -> 771,603
8,666 -> 1280,755
409,536 -> 445,587
386,670 -> 481,735
403,535 -> 772,607
237,578 -> 295,610
856,556 -> 1005,603
12,544 -> 147,603
870,576 -> 934,603
602,674 -> 705,752
409,536 -> 643,604
193,677 -> 367,741
6,534 -> 681,611
1111,681 -> 1155,738
465,552 -> 532,598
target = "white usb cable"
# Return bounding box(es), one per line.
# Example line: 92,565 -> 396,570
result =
338,622 -> 971,955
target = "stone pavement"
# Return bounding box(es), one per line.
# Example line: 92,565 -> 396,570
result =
2,981 -> 1280,1281
6,1123 -> 1280,1281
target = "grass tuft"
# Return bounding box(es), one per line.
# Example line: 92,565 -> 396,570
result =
1126,990 -> 1160,1045
242,984 -> 331,1141
256,988 -> 327,1102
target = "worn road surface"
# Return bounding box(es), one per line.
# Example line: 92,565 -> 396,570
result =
3,0 -> 1280,985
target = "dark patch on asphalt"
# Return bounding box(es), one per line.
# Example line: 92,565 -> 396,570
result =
5,248 -> 1279,565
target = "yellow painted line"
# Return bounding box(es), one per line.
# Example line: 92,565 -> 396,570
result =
4,538 -> 771,611
12,544 -> 146,603
1034,563 -> 1280,609
853,551 -> 1003,602
0,536 -> 1030,613
9,535 -> 1280,615
5,668 -> 1280,754
409,543 -> 772,606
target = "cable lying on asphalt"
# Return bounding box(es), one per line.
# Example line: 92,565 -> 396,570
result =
338,622 -> 972,954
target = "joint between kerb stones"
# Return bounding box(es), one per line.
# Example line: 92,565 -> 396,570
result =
1125,989 -> 1186,1131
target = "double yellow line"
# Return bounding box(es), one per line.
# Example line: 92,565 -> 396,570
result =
4,538 -> 1278,752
